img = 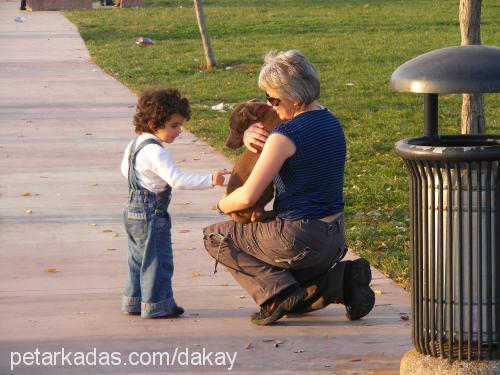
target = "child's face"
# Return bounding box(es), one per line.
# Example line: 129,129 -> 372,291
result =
154,114 -> 185,143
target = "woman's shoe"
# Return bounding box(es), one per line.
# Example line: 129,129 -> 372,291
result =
344,258 -> 375,320
251,287 -> 307,326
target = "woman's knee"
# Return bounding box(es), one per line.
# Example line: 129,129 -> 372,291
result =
202,220 -> 234,256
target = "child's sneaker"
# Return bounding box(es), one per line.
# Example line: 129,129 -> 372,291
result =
150,306 -> 185,319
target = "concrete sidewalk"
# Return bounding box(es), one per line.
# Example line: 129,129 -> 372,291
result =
0,1 -> 411,373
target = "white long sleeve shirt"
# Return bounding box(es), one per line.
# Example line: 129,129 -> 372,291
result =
121,133 -> 212,193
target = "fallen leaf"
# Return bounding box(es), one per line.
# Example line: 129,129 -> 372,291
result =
26,209 -> 33,214
89,223 -> 97,227
400,314 -> 410,321
294,349 -> 305,353
245,343 -> 253,350
219,283 -> 229,287
273,343 -> 280,348
113,233 -> 119,237
374,289 -> 383,294
90,183 -> 98,186
45,268 -> 58,273
192,157 -> 200,160
102,229 -> 112,233
20,192 -> 31,196
236,295 -> 246,299
107,248 -> 117,251
262,338 -> 275,342
179,230 -> 190,233
192,271 -> 200,278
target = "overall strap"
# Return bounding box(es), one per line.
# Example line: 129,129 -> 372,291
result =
128,137 -> 163,191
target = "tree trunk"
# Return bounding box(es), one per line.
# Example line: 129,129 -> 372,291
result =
459,0 -> 485,134
193,0 -> 216,70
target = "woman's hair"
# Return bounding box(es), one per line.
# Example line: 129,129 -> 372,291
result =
258,50 -> 320,110
133,87 -> 191,134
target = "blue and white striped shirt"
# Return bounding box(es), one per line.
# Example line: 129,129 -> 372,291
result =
272,108 -> 346,220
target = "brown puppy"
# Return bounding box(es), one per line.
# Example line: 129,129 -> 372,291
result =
224,100 -> 283,224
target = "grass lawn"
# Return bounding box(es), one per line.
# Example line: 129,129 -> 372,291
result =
65,0 -> 500,289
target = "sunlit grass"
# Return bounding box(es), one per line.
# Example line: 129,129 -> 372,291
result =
65,0 -> 500,289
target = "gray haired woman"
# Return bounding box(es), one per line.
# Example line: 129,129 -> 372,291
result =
203,50 -> 375,325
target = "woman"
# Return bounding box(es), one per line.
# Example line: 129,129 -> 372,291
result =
203,50 -> 375,325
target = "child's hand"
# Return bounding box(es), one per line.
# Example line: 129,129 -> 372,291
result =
212,170 -> 231,187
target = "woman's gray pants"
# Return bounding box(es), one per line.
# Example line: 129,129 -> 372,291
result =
203,215 -> 348,311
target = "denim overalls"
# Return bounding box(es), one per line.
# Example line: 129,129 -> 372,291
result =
121,137 -> 178,318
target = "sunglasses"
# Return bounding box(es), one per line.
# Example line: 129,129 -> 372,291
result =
265,91 -> 281,107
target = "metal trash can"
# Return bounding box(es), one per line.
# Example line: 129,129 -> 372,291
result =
391,45 -> 500,361
396,134 -> 499,360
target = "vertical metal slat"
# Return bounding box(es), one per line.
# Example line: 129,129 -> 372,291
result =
420,161 -> 430,355
446,163 -> 454,359
436,164 -> 444,357
457,162 -> 464,361
467,161 -> 473,360
485,161 -> 492,359
476,162 -> 483,359
428,161 -> 437,356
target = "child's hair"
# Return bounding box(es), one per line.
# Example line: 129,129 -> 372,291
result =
133,87 -> 191,134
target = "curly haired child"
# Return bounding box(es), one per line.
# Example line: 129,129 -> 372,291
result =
120,87 -> 229,318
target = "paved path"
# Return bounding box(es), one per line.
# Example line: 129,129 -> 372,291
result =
0,1 -> 411,373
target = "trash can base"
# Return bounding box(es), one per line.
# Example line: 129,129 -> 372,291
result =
400,349 -> 500,375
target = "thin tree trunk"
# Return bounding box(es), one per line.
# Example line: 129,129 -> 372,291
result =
193,0 -> 216,70
459,0 -> 485,134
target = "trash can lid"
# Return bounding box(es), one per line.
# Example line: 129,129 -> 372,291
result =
390,45 -> 500,94
395,134 -> 500,162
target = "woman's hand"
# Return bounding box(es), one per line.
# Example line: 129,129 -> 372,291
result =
243,123 -> 270,153
212,170 -> 231,187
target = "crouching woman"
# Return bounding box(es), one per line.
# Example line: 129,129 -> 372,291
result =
203,50 -> 375,325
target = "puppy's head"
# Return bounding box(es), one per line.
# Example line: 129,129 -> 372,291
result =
225,100 -> 269,149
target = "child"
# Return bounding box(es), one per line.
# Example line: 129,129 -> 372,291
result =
120,87 -> 229,318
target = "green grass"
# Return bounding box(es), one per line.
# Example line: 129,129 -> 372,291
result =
65,0 -> 500,289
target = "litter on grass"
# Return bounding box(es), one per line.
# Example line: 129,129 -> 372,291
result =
211,102 -> 226,112
136,37 -> 154,46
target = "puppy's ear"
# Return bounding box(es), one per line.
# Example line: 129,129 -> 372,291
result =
240,107 -> 258,121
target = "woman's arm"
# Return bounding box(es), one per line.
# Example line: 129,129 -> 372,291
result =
218,133 -> 295,213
